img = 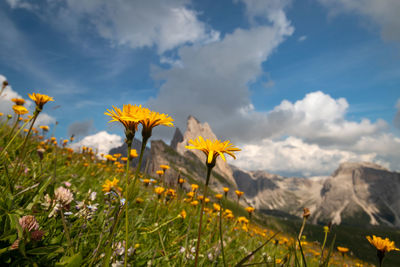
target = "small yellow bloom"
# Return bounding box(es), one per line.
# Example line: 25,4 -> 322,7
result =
223,187 -> 229,193
39,125 -> 49,131
28,93 -> 54,110
337,246 -> 349,253
102,178 -> 122,193
190,200 -> 199,206
178,178 -> 185,184
136,197 -> 144,204
213,203 -> 221,211
160,164 -> 170,170
142,179 -> 151,186
245,207 -> 255,214
187,192 -> 195,198
237,216 -> 249,224
215,194 -> 223,200
12,105 -> 29,115
185,136 -> 240,165
135,109 -> 174,139
191,184 -> 199,191
180,210 -> 187,219
11,98 -> 25,105
235,190 -> 244,198
156,170 -> 164,176
154,187 -> 165,195
130,149 -> 138,158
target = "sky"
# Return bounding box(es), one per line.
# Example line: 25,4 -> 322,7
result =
1,0 -> 400,177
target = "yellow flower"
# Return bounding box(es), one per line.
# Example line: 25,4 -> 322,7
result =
235,190 -> 244,197
191,184 -> 199,191
105,104 -> 144,137
237,216 -> 249,224
185,136 -> 240,165
245,207 -> 255,214
12,105 -> 29,115
178,178 -> 185,184
102,178 -> 122,192
215,194 -> 223,200
39,125 -> 49,131
154,186 -> 165,195
130,149 -> 138,158
11,98 -> 25,105
366,235 -> 400,253
142,179 -> 151,186
136,197 -> 144,204
179,210 -> 187,219
28,93 -> 54,110
213,203 -> 221,211
223,187 -> 229,193
187,192 -> 195,198
156,170 -> 164,176
134,109 -> 174,139
160,164 -> 170,170
337,246 -> 349,253
190,200 -> 199,206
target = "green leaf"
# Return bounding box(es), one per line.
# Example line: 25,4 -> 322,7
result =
27,246 -> 64,255
55,252 -> 82,267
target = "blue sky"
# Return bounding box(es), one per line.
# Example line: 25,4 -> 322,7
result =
1,0 -> 399,176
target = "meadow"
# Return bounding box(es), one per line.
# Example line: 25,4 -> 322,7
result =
0,89 -> 398,266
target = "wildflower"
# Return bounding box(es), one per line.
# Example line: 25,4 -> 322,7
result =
160,164 -> 170,171
191,184 -> 199,191
178,178 -> 185,184
235,190 -> 244,197
142,178 -> 151,186
11,98 -> 25,105
245,207 -> 255,214
237,217 -> 249,224
366,235 -> 399,266
12,105 -> 29,115
154,187 -> 165,195
337,246 -> 349,253
215,194 -> 223,200
180,210 -> 187,219
54,186 -> 74,206
213,203 -> 221,212
187,192 -> 195,198
190,200 -> 199,206
121,157 -> 128,162
186,136 -> 240,166
136,197 -> 144,204
19,215 -> 39,232
156,170 -> 164,176
28,93 -> 54,111
135,109 -> 174,140
323,226 -> 330,233
102,178 -> 123,193
105,104 -> 144,141
129,149 -> 138,158
39,125 -> 49,131
223,187 -> 229,193
303,208 -> 311,219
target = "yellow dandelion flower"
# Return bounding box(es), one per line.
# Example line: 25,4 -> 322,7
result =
223,187 -> 229,193
213,203 -> 221,211
191,184 -> 199,191
11,98 -> 25,105
190,200 -> 199,206
337,246 -> 349,253
178,178 -> 185,184
185,136 -> 240,165
245,207 -> 255,214
105,104 -> 144,138
156,170 -> 164,176
102,178 -> 122,192
187,192 -> 195,198
130,149 -> 138,158
28,93 -> 54,110
12,105 -> 29,115
180,210 -> 187,219
235,190 -> 244,197
215,194 -> 223,200
39,125 -> 49,131
160,164 -> 170,170
154,186 -> 165,195
366,235 -> 399,253
135,109 -> 174,139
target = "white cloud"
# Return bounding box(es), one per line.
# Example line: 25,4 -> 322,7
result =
70,131 -> 123,155
9,0 -> 219,54
6,0 -> 36,10
318,0 -> 400,42
35,113 -> 56,127
298,35 -> 307,42
234,136 -> 376,177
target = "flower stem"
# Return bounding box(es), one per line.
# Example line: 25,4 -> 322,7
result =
194,164 -> 213,267
0,115 -> 32,158
218,199 -> 226,267
124,140 -> 132,267
60,210 -> 73,254
132,136 -> 148,195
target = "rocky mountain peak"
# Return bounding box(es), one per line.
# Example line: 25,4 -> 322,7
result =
170,127 -> 183,150
176,115 -> 237,188
332,162 -> 389,177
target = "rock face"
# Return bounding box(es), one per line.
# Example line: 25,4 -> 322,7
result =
234,161 -> 400,227
176,116 -> 238,188
170,128 -> 183,150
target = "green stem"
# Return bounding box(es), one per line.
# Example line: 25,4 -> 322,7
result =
218,200 -> 226,267
194,164 -> 213,267
131,136 -> 148,197
124,140 -> 132,267
60,210 -> 73,253
296,216 -> 307,251
319,230 -> 328,265
1,115 -> 32,158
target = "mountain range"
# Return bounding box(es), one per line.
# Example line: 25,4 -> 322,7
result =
110,116 -> 400,228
